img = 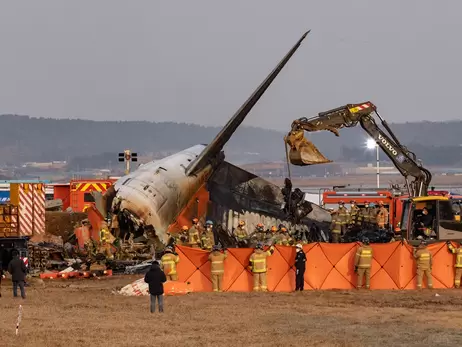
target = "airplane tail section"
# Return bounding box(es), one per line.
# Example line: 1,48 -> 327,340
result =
185,30 -> 311,176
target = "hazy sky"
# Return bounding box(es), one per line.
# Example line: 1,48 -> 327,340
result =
0,1 -> 460,130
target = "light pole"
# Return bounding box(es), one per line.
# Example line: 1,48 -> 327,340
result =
366,139 -> 379,188
118,150 -> 138,175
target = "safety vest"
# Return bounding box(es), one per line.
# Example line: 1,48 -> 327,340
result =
414,248 -> 432,270
448,245 -> 462,268
355,246 -> 373,268
209,252 -> 227,274
250,250 -> 272,273
161,253 -> 180,275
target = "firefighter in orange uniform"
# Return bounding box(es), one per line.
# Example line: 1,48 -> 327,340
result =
161,247 -> 180,281
413,240 -> 433,289
188,219 -> 201,248
354,238 -> 373,289
447,241 -> 462,288
249,243 -> 275,292
376,201 -> 389,230
208,245 -> 228,292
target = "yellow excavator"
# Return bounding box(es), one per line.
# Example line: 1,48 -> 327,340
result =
284,102 -> 462,243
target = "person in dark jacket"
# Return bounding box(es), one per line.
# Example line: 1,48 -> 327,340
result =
8,250 -> 27,299
144,261 -> 167,313
294,243 -> 307,291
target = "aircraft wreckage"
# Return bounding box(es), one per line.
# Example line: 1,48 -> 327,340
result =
103,30 -> 332,249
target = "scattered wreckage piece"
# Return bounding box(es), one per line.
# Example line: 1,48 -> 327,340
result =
118,278 -> 192,296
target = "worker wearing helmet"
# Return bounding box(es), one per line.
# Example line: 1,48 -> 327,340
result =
177,225 -> 189,246
276,225 -> 289,246
269,226 -> 279,245
335,201 -> 350,235
361,201 -> 376,230
330,209 -> 342,243
201,220 -> 214,251
249,243 -> 275,292
413,239 -> 433,289
255,223 -> 266,242
234,221 -> 248,247
188,219 -> 201,248
354,237 -> 373,289
160,246 -> 180,281
208,245 -> 228,292
446,241 -> 462,288
99,221 -> 112,244
376,201 -> 389,230
294,243 -> 307,291
349,200 -> 362,227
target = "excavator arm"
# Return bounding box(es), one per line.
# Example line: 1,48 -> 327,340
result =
284,101 -> 432,197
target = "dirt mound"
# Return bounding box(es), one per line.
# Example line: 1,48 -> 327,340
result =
44,211 -> 88,241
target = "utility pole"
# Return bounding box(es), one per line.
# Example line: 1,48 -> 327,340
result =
118,150 -> 138,175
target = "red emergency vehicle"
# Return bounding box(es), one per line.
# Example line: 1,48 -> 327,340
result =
52,179 -> 116,212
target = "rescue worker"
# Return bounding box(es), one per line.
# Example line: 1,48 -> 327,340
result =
269,226 -> 279,245
100,222 -> 111,243
160,247 -> 180,281
376,201 -> 389,230
254,223 -> 266,243
178,225 -> 189,246
294,243 -> 307,291
336,201 -> 350,235
234,221 -> 248,247
249,243 -> 275,292
354,237 -> 373,289
208,245 -> 228,292
84,238 -> 96,259
413,239 -> 433,289
330,210 -> 342,243
361,201 -> 377,230
446,241 -> 462,288
201,223 -> 213,251
205,220 -> 215,245
188,219 -> 201,248
349,200 -> 362,227
277,225 -> 289,246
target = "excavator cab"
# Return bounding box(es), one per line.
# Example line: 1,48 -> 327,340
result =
396,196 -> 462,245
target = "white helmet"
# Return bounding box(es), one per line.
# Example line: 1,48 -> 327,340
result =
296,244 -> 303,249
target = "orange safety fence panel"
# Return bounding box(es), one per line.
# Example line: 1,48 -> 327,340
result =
174,242 -> 460,292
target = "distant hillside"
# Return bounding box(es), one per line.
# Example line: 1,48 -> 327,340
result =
0,114 -> 461,166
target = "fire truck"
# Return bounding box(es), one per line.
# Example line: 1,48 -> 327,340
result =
53,179 -> 116,212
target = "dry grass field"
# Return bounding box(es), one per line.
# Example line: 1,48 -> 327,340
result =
1,276 -> 462,347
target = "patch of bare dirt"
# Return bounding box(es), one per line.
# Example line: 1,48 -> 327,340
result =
1,277 -> 462,347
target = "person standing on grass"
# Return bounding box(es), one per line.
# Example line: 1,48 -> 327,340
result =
144,260 -> 167,313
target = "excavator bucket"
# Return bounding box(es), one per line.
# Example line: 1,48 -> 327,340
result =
284,130 -> 332,166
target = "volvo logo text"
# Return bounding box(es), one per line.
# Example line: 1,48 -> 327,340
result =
378,134 -> 398,156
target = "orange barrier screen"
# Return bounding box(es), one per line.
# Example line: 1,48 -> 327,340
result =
174,242 -> 458,291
